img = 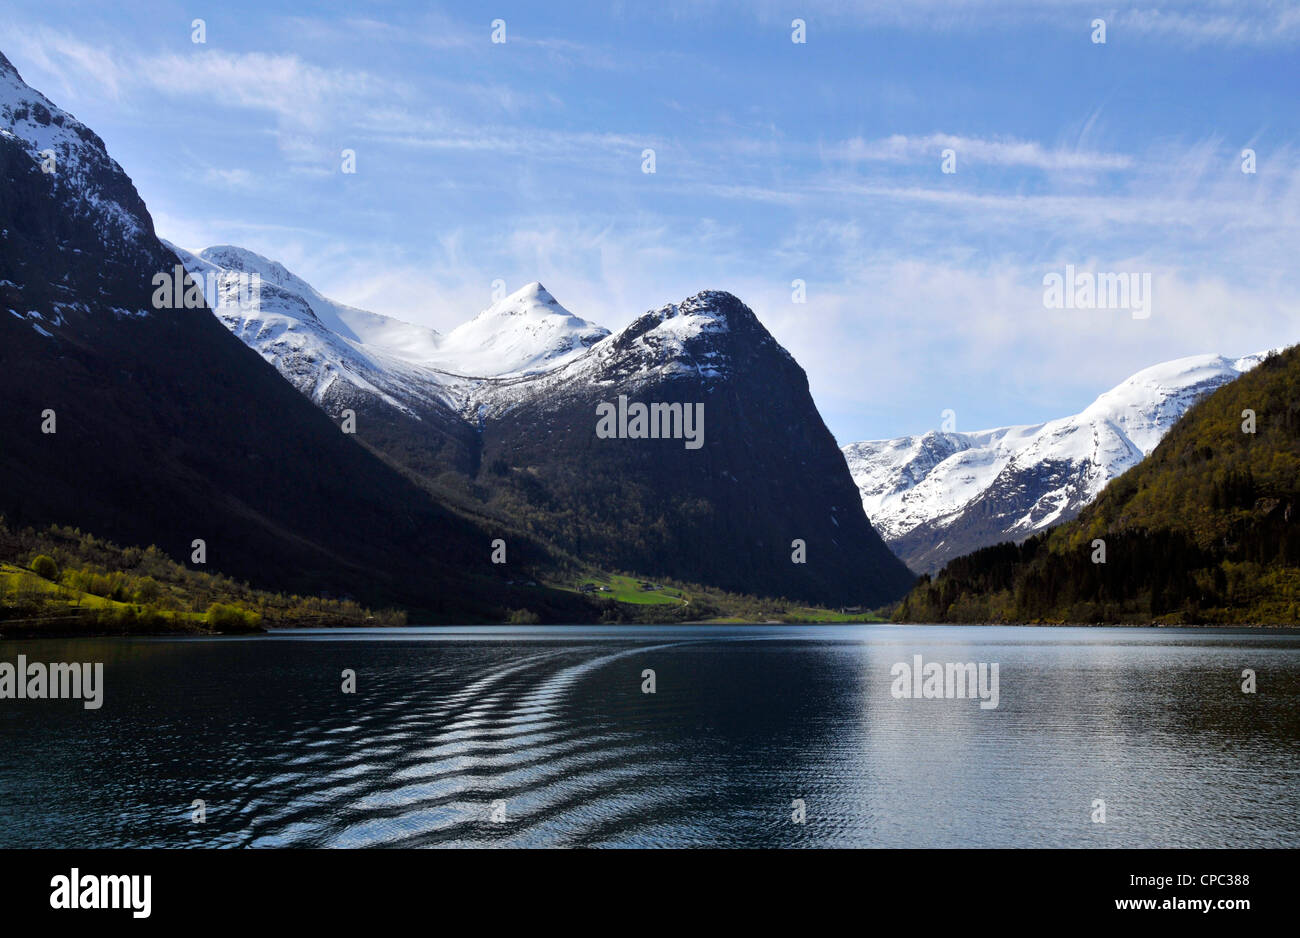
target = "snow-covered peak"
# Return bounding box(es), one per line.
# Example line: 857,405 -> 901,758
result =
182,244 -> 443,361
488,288 -> 780,397
463,287 -> 791,420
845,350 -> 1272,554
436,281 -> 609,377
593,290 -> 789,384
0,50 -> 148,245
491,280 -> 561,311
640,290 -> 743,335
199,245 -> 305,294
1079,352 -> 1275,456
166,242 -> 624,408
599,290 -> 774,376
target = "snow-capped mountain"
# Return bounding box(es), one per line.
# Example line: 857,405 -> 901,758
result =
172,244 -> 606,380
844,352 -> 1272,574
164,241 -> 913,604
436,281 -> 609,377
167,244 -> 788,428
465,288 -> 915,605
468,289 -> 795,418
169,244 -> 619,422
0,49 -> 519,617
165,243 -> 461,418
0,51 -> 148,254
171,241 -> 799,438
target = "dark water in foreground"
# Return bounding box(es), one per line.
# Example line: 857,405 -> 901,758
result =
1,625 -> 1297,848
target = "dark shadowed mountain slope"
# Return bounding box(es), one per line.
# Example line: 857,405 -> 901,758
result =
467,291 -> 917,606
182,247 -> 916,606
896,345 -> 1300,624
0,50 -> 565,619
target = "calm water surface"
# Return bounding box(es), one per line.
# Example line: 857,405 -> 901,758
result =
1,625 -> 1297,847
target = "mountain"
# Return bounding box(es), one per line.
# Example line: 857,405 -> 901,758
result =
469,290 -> 916,605
895,345 -> 1300,625
174,248 -> 915,606
168,247 -> 621,481
844,352 -> 1271,574
172,246 -> 606,382
164,242 -> 483,476
435,281 -> 609,377
1,47 -> 910,611
0,49 -> 568,620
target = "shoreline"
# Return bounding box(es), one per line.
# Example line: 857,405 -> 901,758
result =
4,620 -> 1300,640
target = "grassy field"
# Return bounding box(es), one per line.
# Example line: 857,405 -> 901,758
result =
689,609 -> 889,624
562,573 -> 688,605
780,607 -> 890,623
553,571 -> 890,622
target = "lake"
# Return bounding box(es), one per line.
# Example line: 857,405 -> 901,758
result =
1,624 -> 1297,848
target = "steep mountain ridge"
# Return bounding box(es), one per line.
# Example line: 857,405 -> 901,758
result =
0,52 -> 147,257
0,50 -> 559,619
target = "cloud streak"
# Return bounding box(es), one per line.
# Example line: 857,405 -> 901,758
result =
825,133 -> 1133,172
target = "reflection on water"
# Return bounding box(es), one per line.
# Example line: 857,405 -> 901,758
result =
1,625 -> 1297,847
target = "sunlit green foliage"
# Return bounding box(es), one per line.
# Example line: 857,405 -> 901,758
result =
0,518 -> 408,633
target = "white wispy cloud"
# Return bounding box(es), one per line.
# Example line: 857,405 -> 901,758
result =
825,133 -> 1133,172
141,51 -> 388,129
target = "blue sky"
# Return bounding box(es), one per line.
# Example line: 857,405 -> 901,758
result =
4,0 -> 1298,441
